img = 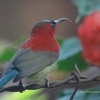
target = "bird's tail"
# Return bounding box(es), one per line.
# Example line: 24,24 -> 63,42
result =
0,69 -> 18,88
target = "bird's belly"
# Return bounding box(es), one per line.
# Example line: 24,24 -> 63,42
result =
27,63 -> 56,82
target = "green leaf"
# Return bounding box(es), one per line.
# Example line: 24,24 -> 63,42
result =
0,39 -> 15,62
0,39 -> 11,53
58,52 -> 88,72
58,37 -> 82,61
0,36 -> 27,63
57,37 -> 88,72
0,47 -> 16,62
57,38 -> 64,46
72,0 -> 100,23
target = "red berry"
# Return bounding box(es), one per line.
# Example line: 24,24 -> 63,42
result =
77,11 -> 100,66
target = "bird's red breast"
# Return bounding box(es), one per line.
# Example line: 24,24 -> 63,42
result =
21,28 -> 60,53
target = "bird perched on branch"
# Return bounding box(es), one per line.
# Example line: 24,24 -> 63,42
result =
0,18 -> 71,88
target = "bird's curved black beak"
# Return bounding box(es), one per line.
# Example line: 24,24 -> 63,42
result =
54,18 -> 72,24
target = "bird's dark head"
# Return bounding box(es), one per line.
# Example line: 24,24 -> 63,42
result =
31,18 -> 71,36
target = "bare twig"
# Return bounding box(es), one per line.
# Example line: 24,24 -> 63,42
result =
0,65 -> 100,100
74,64 -> 89,79
69,72 -> 80,100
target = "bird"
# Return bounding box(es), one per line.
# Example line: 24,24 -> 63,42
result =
0,18 -> 71,88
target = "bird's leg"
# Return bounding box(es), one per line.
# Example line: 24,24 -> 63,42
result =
44,77 -> 50,88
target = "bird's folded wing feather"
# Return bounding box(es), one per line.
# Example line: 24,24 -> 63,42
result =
12,48 -> 58,82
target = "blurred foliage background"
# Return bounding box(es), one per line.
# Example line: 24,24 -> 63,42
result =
0,0 -> 100,100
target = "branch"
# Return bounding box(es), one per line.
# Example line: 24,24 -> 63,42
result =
0,64 -> 100,100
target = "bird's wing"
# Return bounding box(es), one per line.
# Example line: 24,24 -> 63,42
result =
12,48 -> 59,82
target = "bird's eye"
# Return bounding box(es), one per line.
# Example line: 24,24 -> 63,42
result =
51,21 -> 56,28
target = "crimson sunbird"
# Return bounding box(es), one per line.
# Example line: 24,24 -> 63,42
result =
0,18 -> 71,88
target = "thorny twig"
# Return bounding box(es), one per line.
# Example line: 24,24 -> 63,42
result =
0,65 -> 100,100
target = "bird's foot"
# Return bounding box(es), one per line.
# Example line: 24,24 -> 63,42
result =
44,77 -> 50,88
18,81 -> 25,93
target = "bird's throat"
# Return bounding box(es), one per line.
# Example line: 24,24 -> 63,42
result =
22,33 -> 60,53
